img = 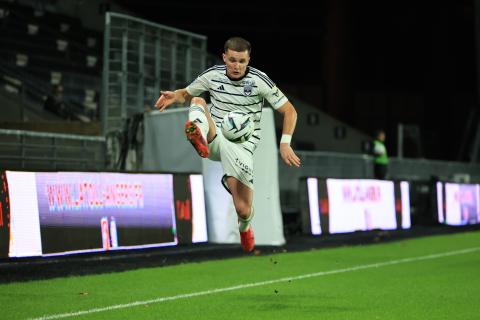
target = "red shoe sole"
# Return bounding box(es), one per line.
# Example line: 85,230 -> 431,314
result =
185,121 -> 209,158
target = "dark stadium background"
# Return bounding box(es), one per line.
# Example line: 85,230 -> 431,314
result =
1,0 -> 480,298
117,0 -> 477,161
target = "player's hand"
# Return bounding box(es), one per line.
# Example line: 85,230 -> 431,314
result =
280,144 -> 301,167
155,91 -> 176,111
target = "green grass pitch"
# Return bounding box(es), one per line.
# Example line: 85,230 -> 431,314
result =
2,230 -> 480,320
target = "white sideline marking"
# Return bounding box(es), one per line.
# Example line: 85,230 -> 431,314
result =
30,247 -> 480,320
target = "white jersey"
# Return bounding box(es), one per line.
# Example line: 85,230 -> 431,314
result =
186,65 -> 288,154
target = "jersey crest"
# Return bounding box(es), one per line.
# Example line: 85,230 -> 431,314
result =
243,79 -> 254,96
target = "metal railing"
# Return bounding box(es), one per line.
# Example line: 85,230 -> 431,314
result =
0,129 -> 106,171
101,12 -> 207,134
0,61 -> 89,121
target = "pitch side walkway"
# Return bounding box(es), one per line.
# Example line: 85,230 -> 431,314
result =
1,224 -> 479,283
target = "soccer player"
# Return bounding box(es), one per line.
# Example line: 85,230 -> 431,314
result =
155,36 -> 300,252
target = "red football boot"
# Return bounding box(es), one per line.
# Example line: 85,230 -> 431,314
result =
240,226 -> 255,253
185,120 -> 209,158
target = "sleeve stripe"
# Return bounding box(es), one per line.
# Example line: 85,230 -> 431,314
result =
197,65 -> 226,78
249,68 -> 275,88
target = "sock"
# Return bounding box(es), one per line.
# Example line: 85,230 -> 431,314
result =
238,208 -> 254,232
189,104 -> 208,139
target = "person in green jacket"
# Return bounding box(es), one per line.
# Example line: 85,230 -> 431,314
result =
373,129 -> 388,180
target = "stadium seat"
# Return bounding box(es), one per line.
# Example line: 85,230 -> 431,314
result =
0,1 -> 103,122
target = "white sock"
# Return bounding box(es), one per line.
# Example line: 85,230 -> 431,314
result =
189,104 -> 209,139
238,208 -> 254,232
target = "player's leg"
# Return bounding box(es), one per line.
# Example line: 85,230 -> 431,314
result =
185,97 -> 216,157
216,129 -> 255,252
225,176 -> 255,252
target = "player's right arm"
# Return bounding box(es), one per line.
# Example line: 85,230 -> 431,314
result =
154,88 -> 192,112
156,66 -> 212,111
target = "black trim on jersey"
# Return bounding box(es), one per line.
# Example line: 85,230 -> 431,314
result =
211,113 -> 224,120
198,65 -> 226,78
248,73 -> 273,89
248,68 -> 274,88
258,98 -> 265,126
248,110 -> 262,114
211,96 -> 262,107
210,88 -> 259,97
211,79 -> 258,88
242,147 -> 254,155
208,134 -> 218,144
249,67 -> 275,86
211,104 -> 230,113
221,175 -> 232,194
251,135 -> 260,140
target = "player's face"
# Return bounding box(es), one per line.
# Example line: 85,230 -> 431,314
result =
223,49 -> 250,79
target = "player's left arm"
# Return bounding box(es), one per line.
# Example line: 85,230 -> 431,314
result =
276,101 -> 301,167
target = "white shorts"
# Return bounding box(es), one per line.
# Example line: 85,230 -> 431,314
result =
208,128 -> 254,190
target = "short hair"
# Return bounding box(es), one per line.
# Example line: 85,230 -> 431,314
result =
224,37 -> 251,54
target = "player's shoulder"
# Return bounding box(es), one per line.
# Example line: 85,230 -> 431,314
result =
198,65 -> 226,78
247,67 -> 275,88
248,66 -> 268,77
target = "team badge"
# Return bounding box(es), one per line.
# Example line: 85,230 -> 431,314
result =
243,80 -> 254,96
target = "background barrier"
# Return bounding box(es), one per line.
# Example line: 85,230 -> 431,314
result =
0,170 -> 207,258
300,178 -> 411,235
435,181 -> 480,226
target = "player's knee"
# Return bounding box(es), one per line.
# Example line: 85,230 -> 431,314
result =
191,97 -> 207,107
235,202 -> 252,220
